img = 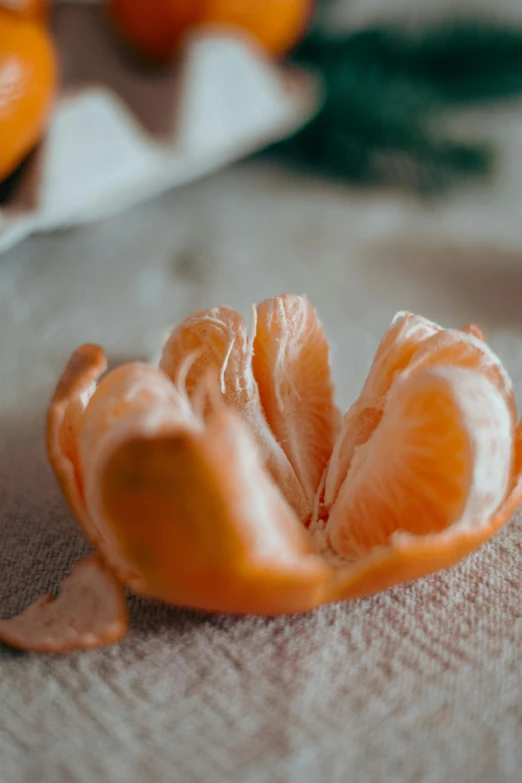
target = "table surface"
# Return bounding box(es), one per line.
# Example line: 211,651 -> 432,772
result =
0,160 -> 521,783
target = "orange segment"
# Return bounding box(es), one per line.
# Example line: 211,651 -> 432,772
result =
324,366 -> 512,564
367,312 -> 442,397
253,295 -> 339,513
80,362 -> 198,465
0,556 -> 128,653
324,313 -> 441,508
323,314 -> 515,511
323,475 -> 522,604
160,304 -> 311,521
100,406 -> 330,614
322,447 -> 522,605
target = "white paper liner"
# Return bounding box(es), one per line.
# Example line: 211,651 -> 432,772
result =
0,3 -> 320,254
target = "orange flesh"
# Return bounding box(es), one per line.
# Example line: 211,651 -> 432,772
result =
325,367 -> 511,562
37,300 -> 522,640
323,316 -> 514,512
410,330 -> 515,417
367,313 -> 442,396
329,377 -> 471,558
100,407 -> 330,614
160,306 -> 251,406
323,314 -> 442,509
160,298 -> 336,523
252,295 -> 339,514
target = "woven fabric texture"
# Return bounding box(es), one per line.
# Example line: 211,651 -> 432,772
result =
1,162 -> 521,783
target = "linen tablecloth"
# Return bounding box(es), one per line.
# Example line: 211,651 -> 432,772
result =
1,156 -> 521,781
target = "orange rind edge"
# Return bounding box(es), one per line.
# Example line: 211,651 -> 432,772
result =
0,555 -> 128,653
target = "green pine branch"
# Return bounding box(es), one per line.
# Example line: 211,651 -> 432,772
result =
274,21 -> 522,193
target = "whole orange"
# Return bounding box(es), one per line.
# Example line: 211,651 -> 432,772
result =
108,0 -> 202,63
0,0 -> 50,22
108,0 -> 313,63
202,0 -> 313,58
0,10 -> 57,181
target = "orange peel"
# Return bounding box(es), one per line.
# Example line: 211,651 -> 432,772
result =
0,556 -> 127,653
4,295 -> 521,651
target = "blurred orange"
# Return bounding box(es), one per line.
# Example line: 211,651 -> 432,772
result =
108,0 -> 313,63
202,0 -> 313,58
0,10 -> 57,181
0,0 -> 49,22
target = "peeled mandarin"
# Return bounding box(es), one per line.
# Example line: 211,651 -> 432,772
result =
3,300 -> 520,653
253,295 -> 339,513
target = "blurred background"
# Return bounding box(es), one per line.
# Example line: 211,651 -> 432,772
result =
2,3 -> 522,782
2,0 -> 522,413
